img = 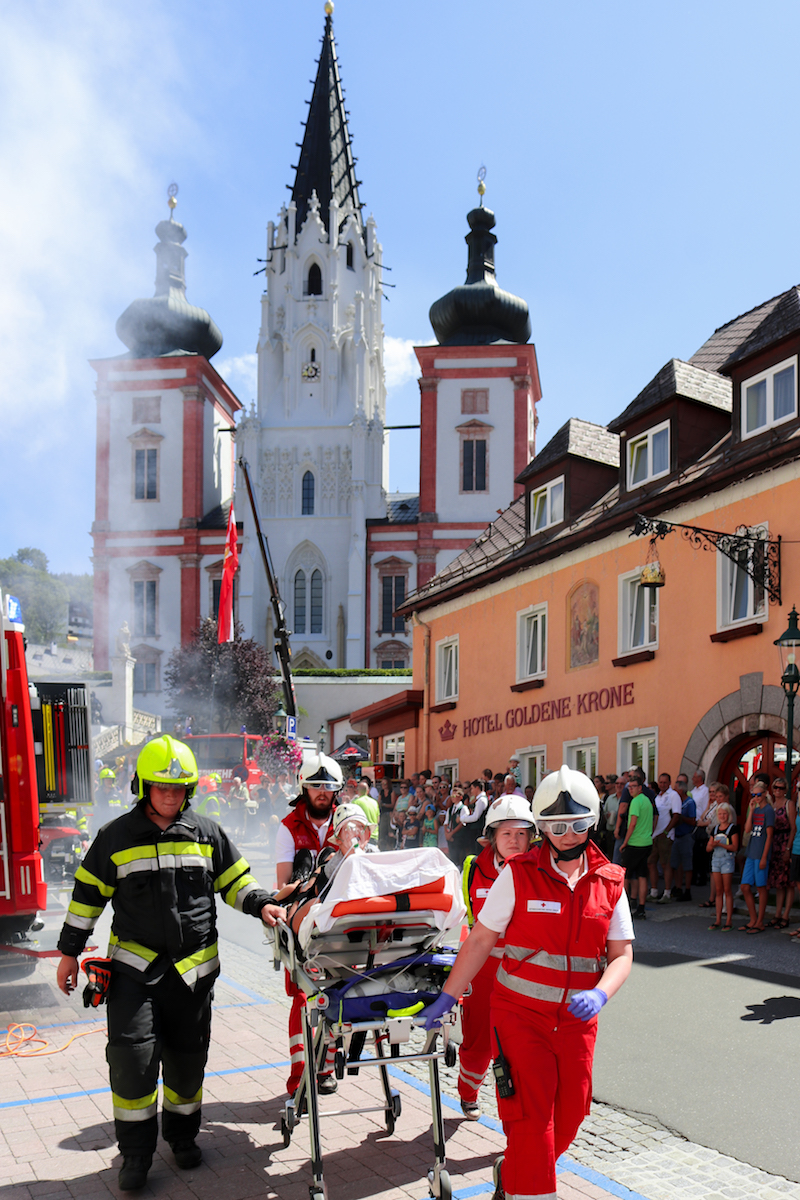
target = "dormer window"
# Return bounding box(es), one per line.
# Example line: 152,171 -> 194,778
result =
741,355 -> 797,439
627,421 -> 669,489
529,476 -> 564,534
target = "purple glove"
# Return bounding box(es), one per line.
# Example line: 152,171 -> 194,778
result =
421,992 -> 458,1030
567,988 -> 607,1022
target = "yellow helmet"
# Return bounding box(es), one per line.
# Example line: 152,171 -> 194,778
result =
133,735 -> 199,800
99,768 -> 116,781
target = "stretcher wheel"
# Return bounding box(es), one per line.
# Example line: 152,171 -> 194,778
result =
443,1042 -> 457,1068
334,1048 -> 346,1080
437,1169 -> 452,1200
391,1091 -> 402,1119
280,1117 -> 291,1148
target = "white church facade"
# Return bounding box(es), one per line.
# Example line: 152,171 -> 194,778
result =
91,8 -> 542,714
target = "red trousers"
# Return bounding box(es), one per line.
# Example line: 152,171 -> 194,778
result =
285,971 -> 335,1096
458,956 -> 500,1102
491,996 -> 597,1200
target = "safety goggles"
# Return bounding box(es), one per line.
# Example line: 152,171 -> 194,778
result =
308,781 -> 341,792
538,817 -> 594,836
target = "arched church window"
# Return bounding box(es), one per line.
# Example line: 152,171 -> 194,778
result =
302,471 -> 315,515
294,571 -> 306,635
310,569 -> 323,634
346,241 -> 354,269
310,347 -> 316,362
306,262 -> 322,296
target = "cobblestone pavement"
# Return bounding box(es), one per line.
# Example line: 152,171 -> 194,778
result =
2,872 -> 799,1200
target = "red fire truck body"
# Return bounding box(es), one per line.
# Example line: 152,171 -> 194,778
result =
0,600 -> 47,931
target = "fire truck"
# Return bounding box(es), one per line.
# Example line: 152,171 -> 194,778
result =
0,591 -> 93,936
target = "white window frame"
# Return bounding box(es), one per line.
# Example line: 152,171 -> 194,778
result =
617,569 -> 658,656
741,354 -> 798,440
529,476 -> 564,535
435,636 -> 459,703
626,420 -> 670,490
716,522 -> 768,631
434,759 -> 459,784
617,728 -> 658,784
516,602 -> 548,682
563,737 -> 599,779
516,745 -> 547,791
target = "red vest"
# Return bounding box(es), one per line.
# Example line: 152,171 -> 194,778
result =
281,803 -> 337,857
495,842 -> 625,1014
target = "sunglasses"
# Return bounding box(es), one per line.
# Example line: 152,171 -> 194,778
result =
539,818 -> 594,836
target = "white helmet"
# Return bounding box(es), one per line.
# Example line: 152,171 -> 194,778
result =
483,795 -> 535,831
532,765 -> 600,832
299,753 -> 344,793
332,803 -> 375,837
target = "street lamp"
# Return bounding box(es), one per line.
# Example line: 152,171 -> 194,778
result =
774,606 -> 800,798
274,702 -> 288,733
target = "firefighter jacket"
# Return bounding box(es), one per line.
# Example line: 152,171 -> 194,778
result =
281,802 -> 337,857
494,841 -> 624,1014
57,802 -> 275,992
462,845 -> 511,963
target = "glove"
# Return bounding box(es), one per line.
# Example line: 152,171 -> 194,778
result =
567,988 -> 607,1021
421,992 -> 458,1031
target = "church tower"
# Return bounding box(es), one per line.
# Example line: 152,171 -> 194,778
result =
91,192 -> 242,714
237,4 -> 386,668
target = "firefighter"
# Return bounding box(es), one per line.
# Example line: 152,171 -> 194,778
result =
275,752 -> 343,1096
421,765 -> 633,1200
457,795 -> 535,1120
194,776 -> 222,819
56,735 -> 284,1192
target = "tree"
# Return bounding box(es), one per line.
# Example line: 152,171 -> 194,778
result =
164,618 -> 281,734
0,549 -> 69,643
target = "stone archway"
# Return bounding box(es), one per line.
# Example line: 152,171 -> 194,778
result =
680,671 -> 799,781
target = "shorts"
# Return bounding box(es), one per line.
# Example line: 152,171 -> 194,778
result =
742,858 -> 769,888
648,832 -> 672,869
711,847 -> 735,875
790,854 -> 800,885
670,834 -> 694,871
622,843 -> 650,879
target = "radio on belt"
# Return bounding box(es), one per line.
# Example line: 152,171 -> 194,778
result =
491,1027 -> 515,1098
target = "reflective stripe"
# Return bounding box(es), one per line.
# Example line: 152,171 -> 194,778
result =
64,911 -> 97,931
116,858 -> 159,878
75,865 -> 115,897
114,842 -> 212,878
503,945 -> 606,973
157,841 -> 213,860
174,942 -> 219,989
496,965 -> 580,1005
215,857 -> 250,893
112,1089 -> 158,1122
489,946 -> 504,959
227,876 -> 259,910
68,900 -> 105,919
459,1066 -> 484,1086
112,846 -> 158,868
163,1085 -> 202,1115
108,933 -> 159,971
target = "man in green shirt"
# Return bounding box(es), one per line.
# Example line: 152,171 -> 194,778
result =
619,774 -> 653,920
354,781 -> 380,843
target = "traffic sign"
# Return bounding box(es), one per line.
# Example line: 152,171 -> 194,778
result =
286,715 -> 297,740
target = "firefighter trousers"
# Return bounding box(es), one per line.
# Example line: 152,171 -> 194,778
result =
457,956 -> 500,1102
106,967 -> 212,1156
490,996 -> 597,1200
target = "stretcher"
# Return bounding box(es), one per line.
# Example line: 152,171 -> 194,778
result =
270,847 -> 466,1200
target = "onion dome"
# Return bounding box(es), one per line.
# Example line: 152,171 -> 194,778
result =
116,187 -> 222,360
429,190 -> 531,346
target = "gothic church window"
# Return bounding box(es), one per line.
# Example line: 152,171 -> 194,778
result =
294,571 -> 307,634
310,569 -> 323,633
346,242 -> 354,269
302,471 -> 315,515
305,262 -> 322,296
294,568 -> 323,634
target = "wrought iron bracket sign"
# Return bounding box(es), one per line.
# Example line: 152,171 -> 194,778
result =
631,514 -> 782,606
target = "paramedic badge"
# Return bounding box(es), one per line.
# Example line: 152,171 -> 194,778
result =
527,900 -> 561,913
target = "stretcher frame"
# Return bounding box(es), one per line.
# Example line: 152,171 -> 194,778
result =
272,905 -> 459,1200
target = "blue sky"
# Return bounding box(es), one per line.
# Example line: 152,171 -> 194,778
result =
2,0 -> 800,573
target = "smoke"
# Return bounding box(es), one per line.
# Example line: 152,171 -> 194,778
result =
0,2 -> 196,571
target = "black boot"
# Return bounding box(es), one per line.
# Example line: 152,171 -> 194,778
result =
119,1155 -> 152,1191
171,1139 -> 202,1169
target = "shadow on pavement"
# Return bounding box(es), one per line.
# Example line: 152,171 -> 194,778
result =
741,995 -> 800,1024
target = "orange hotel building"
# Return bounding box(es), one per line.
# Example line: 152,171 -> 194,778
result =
352,283 -> 800,809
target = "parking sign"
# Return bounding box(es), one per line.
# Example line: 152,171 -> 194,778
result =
286,715 -> 297,740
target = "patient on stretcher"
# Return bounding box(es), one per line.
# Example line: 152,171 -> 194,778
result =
275,803 -> 378,933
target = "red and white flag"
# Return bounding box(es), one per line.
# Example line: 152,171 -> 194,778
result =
217,501 -> 238,644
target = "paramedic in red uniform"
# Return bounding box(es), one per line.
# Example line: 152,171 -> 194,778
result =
274,753 -> 343,1096
457,795 -> 535,1120
422,765 -> 633,1200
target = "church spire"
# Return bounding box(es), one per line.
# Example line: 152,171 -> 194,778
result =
289,2 -> 363,240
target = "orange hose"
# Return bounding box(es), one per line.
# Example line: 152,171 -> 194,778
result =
0,1022 -> 103,1058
